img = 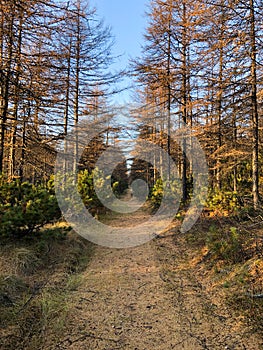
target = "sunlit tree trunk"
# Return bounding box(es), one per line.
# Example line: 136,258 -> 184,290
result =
8,8 -> 23,180
0,2 -> 15,174
249,0 -> 260,209
181,1 -> 188,202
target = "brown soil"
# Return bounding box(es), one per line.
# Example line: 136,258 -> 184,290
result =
44,211 -> 263,350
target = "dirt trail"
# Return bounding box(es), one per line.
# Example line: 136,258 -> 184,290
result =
52,208 -> 262,350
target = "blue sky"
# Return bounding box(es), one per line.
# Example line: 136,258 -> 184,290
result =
94,0 -> 149,103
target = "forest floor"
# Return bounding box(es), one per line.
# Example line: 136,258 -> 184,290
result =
0,204 -> 263,349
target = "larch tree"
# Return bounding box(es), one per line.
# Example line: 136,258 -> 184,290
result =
133,0 -> 201,202
0,0 -> 116,181
133,0 -> 263,209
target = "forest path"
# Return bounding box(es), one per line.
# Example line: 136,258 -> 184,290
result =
52,206 -> 262,350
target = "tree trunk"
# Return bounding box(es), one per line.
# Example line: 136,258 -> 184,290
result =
0,5 -> 14,174
8,9 -> 23,180
250,0 -> 260,209
181,1 -> 188,202
73,1 -> 81,175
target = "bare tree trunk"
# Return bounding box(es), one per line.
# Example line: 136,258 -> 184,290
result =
63,37 -> 72,175
181,1 -> 188,202
0,4 -> 4,174
249,0 -> 260,209
19,108 -> 28,182
9,9 -> 23,180
215,0 -> 226,191
73,1 -> 81,175
216,40 -> 223,190
166,6 -> 172,183
0,4 -> 14,174
232,77 -> 238,193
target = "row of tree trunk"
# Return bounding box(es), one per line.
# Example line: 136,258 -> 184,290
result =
0,0 -> 115,182
133,0 -> 262,209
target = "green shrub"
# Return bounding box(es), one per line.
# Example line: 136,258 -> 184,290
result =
150,178 -> 181,208
56,168 -> 122,217
150,179 -> 164,208
0,177 -> 61,237
206,189 -> 241,212
206,225 -> 244,263
77,168 -> 111,210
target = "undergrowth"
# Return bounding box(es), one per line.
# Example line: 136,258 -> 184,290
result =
186,211 -> 263,333
0,223 -> 94,350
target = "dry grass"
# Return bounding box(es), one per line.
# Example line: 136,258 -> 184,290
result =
0,223 -> 95,350
182,213 -> 263,334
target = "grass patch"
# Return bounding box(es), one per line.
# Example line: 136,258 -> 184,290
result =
227,293 -> 263,333
182,213 -> 263,335
0,222 -> 95,350
14,248 -> 41,275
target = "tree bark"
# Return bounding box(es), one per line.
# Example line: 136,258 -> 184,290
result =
249,0 -> 260,209
0,3 -> 15,174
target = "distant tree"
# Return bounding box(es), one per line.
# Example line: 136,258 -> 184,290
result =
133,0 -> 200,201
